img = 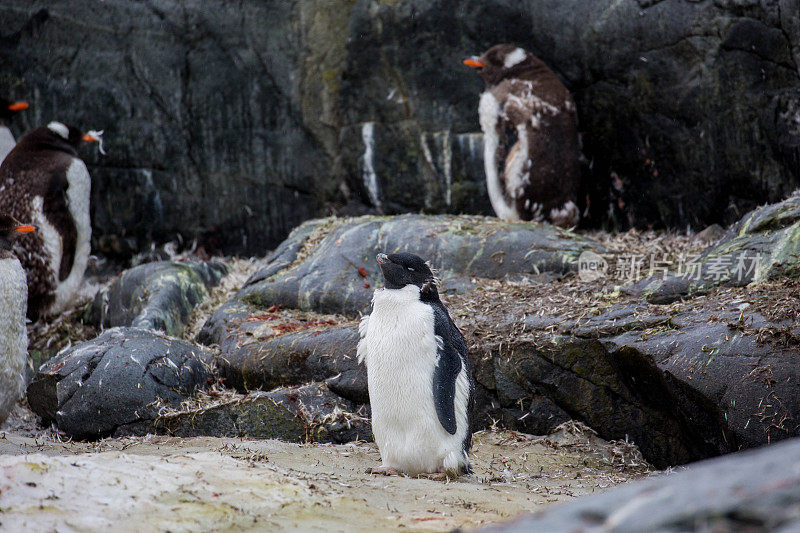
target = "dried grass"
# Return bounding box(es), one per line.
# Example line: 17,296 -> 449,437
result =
183,256 -> 270,341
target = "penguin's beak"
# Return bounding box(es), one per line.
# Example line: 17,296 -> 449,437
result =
463,57 -> 485,68
82,130 -> 107,155
8,101 -> 28,112
14,225 -> 36,233
376,253 -> 389,264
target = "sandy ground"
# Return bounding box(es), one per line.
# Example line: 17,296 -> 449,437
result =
0,405 -> 650,533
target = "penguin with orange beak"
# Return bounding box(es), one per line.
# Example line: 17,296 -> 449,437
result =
0,98 -> 29,163
0,215 -> 36,424
0,122 -> 103,319
463,44 -> 582,228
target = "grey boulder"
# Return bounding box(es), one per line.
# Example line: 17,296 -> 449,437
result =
26,327 -> 213,439
137,383 -> 372,444
90,261 -> 227,337
237,214 -> 603,317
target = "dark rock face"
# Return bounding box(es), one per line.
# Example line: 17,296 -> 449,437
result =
474,302 -> 798,469
26,328 -> 213,439
90,261 -> 227,337
132,383 -> 372,444
484,437 -> 800,532
236,214 -> 602,317
2,1 -> 797,254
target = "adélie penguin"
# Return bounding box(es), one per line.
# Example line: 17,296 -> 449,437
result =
0,121 -> 103,319
0,216 -> 35,424
357,252 -> 473,479
0,98 -> 29,164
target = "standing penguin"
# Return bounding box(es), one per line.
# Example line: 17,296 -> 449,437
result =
464,44 -> 582,228
0,121 -> 102,319
358,252 -> 473,478
0,216 -> 35,424
0,98 -> 29,164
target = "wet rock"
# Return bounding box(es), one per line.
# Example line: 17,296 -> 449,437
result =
128,383 -> 372,443
627,193 -> 800,304
485,437 -> 800,532
26,327 -> 213,439
199,299 -> 365,403
90,261 -> 227,337
236,214 -> 602,316
472,289 -> 800,469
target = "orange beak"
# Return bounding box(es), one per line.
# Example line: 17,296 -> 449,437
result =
8,101 -> 28,111
82,133 -> 99,142
463,58 -> 485,68
14,225 -> 36,233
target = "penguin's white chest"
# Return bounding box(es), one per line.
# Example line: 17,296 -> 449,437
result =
32,157 -> 92,314
0,257 -> 29,423
0,126 -> 15,164
358,286 -> 461,474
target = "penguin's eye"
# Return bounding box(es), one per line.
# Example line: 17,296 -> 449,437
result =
407,267 -> 415,272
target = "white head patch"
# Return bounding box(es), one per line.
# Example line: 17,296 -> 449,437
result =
504,48 -> 527,68
47,121 -> 69,139
85,129 -> 107,155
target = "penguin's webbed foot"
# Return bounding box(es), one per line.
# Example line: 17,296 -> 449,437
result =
366,465 -> 403,476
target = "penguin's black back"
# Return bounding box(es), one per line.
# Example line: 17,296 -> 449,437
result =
428,298 -> 474,456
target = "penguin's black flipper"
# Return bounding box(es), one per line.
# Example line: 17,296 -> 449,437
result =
42,170 -> 77,281
431,302 -> 468,436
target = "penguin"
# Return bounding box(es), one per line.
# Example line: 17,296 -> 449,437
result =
0,98 -> 29,164
0,215 -> 35,425
464,44 -> 582,228
357,252 -> 473,479
0,121 -> 102,319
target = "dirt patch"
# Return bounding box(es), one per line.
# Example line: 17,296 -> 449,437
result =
0,421 -> 650,532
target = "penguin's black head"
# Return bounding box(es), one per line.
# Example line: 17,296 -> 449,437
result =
376,252 -> 439,298
463,44 -> 541,86
21,122 -> 103,155
0,215 -> 35,252
0,98 -> 29,121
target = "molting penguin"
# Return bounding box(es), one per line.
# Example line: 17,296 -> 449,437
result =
357,252 -> 473,478
464,44 -> 582,228
0,216 -> 35,424
0,98 -> 29,164
0,121 -> 102,319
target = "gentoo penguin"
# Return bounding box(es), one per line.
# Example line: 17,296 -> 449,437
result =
0,98 -> 29,163
0,216 -> 35,424
0,121 -> 102,319
357,252 -> 473,478
464,44 -> 582,228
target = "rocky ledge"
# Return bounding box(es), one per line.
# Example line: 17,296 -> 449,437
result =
25,195 -> 800,471
197,196 -> 800,469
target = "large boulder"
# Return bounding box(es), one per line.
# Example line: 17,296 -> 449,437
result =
2,1 -> 797,254
466,288 -> 800,469
485,437 -> 800,532
200,299 -> 365,402
131,383 -> 372,444
90,261 -> 227,337
26,327 -> 213,438
235,214 -> 602,316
